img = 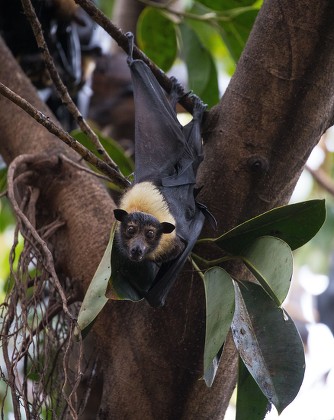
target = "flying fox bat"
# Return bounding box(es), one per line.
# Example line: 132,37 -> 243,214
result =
111,34 -> 212,307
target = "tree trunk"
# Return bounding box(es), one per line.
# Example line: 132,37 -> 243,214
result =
1,0 -> 334,418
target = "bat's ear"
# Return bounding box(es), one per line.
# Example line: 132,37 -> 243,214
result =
161,222 -> 175,234
114,209 -> 128,222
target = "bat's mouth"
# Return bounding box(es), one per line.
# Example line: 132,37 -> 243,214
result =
128,253 -> 144,262
129,244 -> 147,262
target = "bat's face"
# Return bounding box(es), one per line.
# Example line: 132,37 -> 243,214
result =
114,209 -> 175,262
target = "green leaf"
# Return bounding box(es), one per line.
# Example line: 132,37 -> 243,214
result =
232,281 -> 305,414
71,129 -> 134,177
187,13 -> 236,75
0,197 -> 15,232
99,0 -> 114,17
236,357 -> 270,420
75,224 -> 116,338
196,0 -> 256,11
241,236 -> 293,305
0,166 -> 7,194
203,267 -> 235,383
212,199 -> 326,254
137,7 -> 177,72
219,9 -> 258,62
203,346 -> 223,388
179,22 -> 220,108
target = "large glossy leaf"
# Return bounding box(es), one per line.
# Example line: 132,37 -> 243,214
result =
241,236 -> 293,305
236,357 -> 269,420
179,22 -> 220,108
212,199 -> 326,254
75,224 -> 116,337
203,346 -> 224,388
232,281 -> 305,414
203,267 -> 235,384
183,15 -> 227,61
137,7 -> 177,72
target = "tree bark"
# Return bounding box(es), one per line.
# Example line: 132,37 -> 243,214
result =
1,0 -> 334,419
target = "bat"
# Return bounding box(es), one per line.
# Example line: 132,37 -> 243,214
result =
111,33 -> 213,307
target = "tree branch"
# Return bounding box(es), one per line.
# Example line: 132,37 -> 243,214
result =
306,165 -> 334,197
74,0 -> 197,113
0,82 -> 129,189
7,154 -> 73,318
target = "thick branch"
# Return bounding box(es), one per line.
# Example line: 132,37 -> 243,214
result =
200,0 -> 334,233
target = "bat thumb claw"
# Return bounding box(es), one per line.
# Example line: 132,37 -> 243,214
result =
125,32 -> 134,60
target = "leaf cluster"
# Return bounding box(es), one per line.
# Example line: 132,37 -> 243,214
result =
201,199 -> 325,417
76,199 -> 325,417
136,0 -> 261,107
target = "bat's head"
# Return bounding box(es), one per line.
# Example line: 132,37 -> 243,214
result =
114,209 -> 175,262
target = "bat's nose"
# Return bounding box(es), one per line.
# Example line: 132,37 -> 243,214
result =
130,246 -> 144,261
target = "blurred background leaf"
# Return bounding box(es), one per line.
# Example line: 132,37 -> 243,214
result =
71,128 -> 134,177
137,7 -> 178,72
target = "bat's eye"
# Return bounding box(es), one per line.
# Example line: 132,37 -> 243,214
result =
146,230 -> 155,239
126,226 -> 136,235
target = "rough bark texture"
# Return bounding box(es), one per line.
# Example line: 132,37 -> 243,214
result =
1,0 -> 334,419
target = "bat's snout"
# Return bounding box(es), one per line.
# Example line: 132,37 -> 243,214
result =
129,245 -> 145,262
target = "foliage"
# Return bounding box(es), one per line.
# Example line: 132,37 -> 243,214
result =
0,1 -> 330,419
81,199 -> 325,418
99,0 -> 115,17
75,224 -> 116,337
136,0 -> 262,107
137,7 -> 177,71
201,199 -> 325,417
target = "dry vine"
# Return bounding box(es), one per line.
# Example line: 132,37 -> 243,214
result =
0,154 -> 98,419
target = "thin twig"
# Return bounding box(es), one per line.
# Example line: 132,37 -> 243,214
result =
306,164 -> 334,197
0,189 -> 7,198
16,296 -> 77,363
60,153 -> 114,183
21,0 -> 119,170
191,252 -> 238,267
74,0 -> 197,113
138,0 -> 257,22
63,324 -> 83,419
7,154 -> 72,319
0,82 -> 129,189
189,257 -> 205,281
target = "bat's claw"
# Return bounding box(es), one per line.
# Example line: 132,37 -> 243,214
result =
186,92 -> 207,118
196,201 -> 217,230
169,76 -> 186,109
125,32 -> 134,62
